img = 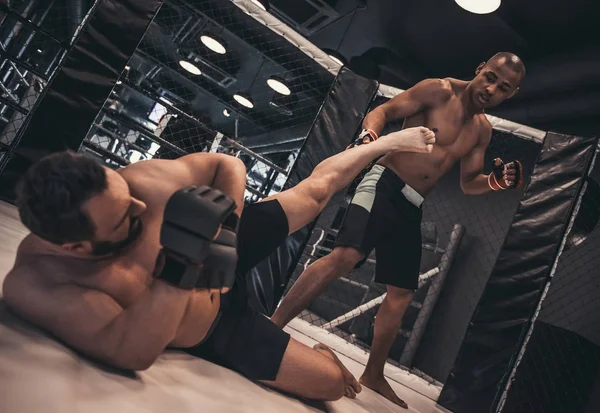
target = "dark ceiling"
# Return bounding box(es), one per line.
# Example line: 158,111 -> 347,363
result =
277,0 -> 600,137
119,0 -> 335,154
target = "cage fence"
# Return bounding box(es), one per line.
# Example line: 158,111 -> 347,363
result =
78,0 -> 334,203
0,0 -> 96,171
282,94 -> 545,389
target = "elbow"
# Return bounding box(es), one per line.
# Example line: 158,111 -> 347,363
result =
103,347 -> 159,371
221,153 -> 245,168
109,354 -> 157,372
460,182 -> 474,195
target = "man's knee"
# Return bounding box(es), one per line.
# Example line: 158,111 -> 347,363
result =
385,286 -> 414,308
304,176 -> 333,209
326,246 -> 364,273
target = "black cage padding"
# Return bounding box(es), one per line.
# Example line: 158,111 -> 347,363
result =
246,67 -> 379,316
439,133 -> 599,413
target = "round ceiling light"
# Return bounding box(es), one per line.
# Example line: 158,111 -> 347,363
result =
455,0 -> 500,14
233,93 -> 254,109
200,35 -> 226,54
223,108 -> 231,117
179,60 -> 201,75
267,77 -> 291,96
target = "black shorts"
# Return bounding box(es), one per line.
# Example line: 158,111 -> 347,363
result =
334,165 -> 424,290
184,199 -> 291,381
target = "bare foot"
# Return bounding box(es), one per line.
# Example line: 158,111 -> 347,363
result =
377,126 -> 436,154
359,373 -> 408,409
313,343 -> 362,398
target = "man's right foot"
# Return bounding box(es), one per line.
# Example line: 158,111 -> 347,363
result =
359,373 -> 409,409
378,126 -> 436,154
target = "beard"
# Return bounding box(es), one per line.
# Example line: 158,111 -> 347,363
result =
92,216 -> 143,256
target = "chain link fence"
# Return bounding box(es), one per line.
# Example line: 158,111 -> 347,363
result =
498,155 -> 600,413
282,95 -> 544,391
0,0 -> 94,171
79,0 -> 334,201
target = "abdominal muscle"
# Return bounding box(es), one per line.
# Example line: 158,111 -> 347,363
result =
171,290 -> 222,347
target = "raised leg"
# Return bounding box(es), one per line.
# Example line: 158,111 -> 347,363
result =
262,127 -> 434,234
271,246 -> 364,328
259,338 -> 361,400
359,285 -> 414,409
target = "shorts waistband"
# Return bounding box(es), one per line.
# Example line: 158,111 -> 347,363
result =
370,165 -> 424,208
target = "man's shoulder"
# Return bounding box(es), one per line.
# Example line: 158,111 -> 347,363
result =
477,113 -> 493,134
417,78 -> 454,101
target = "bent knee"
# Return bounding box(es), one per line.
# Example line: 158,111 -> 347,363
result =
385,286 -> 414,305
329,247 -> 364,270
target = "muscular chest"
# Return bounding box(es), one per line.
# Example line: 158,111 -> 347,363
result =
413,102 -> 480,158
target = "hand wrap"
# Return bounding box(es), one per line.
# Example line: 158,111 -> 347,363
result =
488,158 -> 524,190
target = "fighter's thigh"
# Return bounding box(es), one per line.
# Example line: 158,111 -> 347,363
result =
374,223 -> 422,290
261,178 -> 330,235
259,337 -> 344,400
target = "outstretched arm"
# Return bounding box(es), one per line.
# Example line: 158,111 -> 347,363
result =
363,78 -> 453,136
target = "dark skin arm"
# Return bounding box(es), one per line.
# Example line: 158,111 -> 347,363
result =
362,78 -> 453,137
460,120 -> 519,195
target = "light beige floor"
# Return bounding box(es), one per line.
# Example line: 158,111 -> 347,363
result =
0,200 -> 451,413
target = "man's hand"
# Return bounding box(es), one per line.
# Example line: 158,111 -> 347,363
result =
158,186 -> 238,293
488,158 -> 524,190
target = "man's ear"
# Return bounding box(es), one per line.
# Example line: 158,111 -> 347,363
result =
62,241 -> 92,254
475,62 -> 486,75
508,87 -> 520,99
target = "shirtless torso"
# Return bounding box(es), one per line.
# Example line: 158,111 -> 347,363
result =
375,78 -> 491,196
5,158 -> 222,350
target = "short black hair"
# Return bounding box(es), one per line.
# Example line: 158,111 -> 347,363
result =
15,151 -> 108,244
487,52 -> 526,82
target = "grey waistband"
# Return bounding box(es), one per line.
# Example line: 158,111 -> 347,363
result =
368,165 -> 424,207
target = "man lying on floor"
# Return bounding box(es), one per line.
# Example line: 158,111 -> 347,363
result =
2,126 -> 435,402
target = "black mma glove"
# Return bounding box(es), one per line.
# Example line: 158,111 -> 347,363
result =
488,158 -> 524,191
195,225 -> 238,290
156,186 -> 236,289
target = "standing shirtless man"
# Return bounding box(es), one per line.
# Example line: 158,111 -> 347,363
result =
2,126 -> 435,402
271,52 -> 527,408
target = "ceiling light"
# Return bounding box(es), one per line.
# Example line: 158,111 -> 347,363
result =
267,77 -> 291,96
179,60 -> 201,75
223,109 -> 231,117
201,35 -> 226,54
455,0 -> 501,14
233,93 -> 254,109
